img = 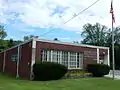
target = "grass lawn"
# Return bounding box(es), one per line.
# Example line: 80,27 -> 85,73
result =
0,73 -> 120,90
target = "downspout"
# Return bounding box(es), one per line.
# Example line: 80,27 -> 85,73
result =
60,51 -> 62,64
107,48 -> 110,66
68,52 -> 70,69
97,48 -> 99,64
16,46 -> 20,78
30,39 -> 36,80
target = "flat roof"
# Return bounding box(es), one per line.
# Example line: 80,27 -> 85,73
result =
34,38 -> 109,49
0,38 -> 109,53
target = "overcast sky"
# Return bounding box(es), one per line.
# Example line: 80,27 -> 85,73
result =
0,0 -> 119,42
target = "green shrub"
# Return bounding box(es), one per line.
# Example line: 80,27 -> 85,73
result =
87,64 -> 110,77
33,62 -> 67,81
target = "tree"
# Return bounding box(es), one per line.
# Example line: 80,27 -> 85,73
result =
13,40 -> 23,45
8,39 -> 14,48
0,25 -> 23,51
24,35 -> 39,41
106,27 -> 120,69
81,23 -> 120,69
81,23 -> 108,46
0,25 -> 7,51
7,39 -> 23,48
105,27 -> 120,47
73,41 -> 79,44
0,40 -> 8,52
0,25 -> 7,39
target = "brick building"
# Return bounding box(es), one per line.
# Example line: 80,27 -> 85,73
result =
0,38 -> 110,80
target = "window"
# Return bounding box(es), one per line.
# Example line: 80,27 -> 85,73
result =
41,49 -> 83,69
52,51 -> 58,63
42,50 -> 47,62
69,52 -> 76,68
77,53 -> 83,68
62,51 -> 68,67
11,54 -> 18,62
47,50 -> 51,62
42,50 -> 51,62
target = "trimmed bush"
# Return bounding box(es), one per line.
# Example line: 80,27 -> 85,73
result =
87,64 -> 110,77
33,62 -> 67,81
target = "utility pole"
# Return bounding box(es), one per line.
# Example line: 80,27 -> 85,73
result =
110,0 -> 115,80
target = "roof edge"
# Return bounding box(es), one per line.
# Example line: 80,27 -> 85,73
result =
34,38 -> 109,49
0,39 -> 33,53
0,38 -> 109,54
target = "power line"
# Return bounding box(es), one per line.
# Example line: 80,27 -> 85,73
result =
40,0 -> 100,36
63,0 -> 100,24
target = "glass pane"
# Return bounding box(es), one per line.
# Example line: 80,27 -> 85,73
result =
11,54 -> 18,62
70,65 -> 76,68
62,51 -> 68,67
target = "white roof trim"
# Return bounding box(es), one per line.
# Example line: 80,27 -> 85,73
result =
34,38 -> 109,49
0,39 -> 33,53
0,38 -> 109,54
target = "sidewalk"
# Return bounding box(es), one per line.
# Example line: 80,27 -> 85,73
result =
105,70 -> 120,80
105,75 -> 120,79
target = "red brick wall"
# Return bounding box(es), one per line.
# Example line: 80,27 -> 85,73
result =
83,60 -> 97,70
0,52 -> 4,72
3,41 -> 32,79
19,41 -> 32,79
35,41 -> 108,70
5,48 -> 17,77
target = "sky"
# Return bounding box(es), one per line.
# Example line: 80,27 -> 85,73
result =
0,0 -> 119,42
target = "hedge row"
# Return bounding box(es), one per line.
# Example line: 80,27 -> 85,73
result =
33,62 -> 110,81
87,64 -> 110,77
33,62 -> 67,81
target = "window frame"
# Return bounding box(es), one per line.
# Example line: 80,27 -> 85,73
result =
41,49 -> 83,69
11,54 -> 18,62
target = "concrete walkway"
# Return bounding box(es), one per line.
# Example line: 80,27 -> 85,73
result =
105,70 -> 120,79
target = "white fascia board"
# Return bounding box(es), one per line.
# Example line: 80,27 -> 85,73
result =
0,39 -> 33,53
34,38 -> 109,50
0,38 -> 109,54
